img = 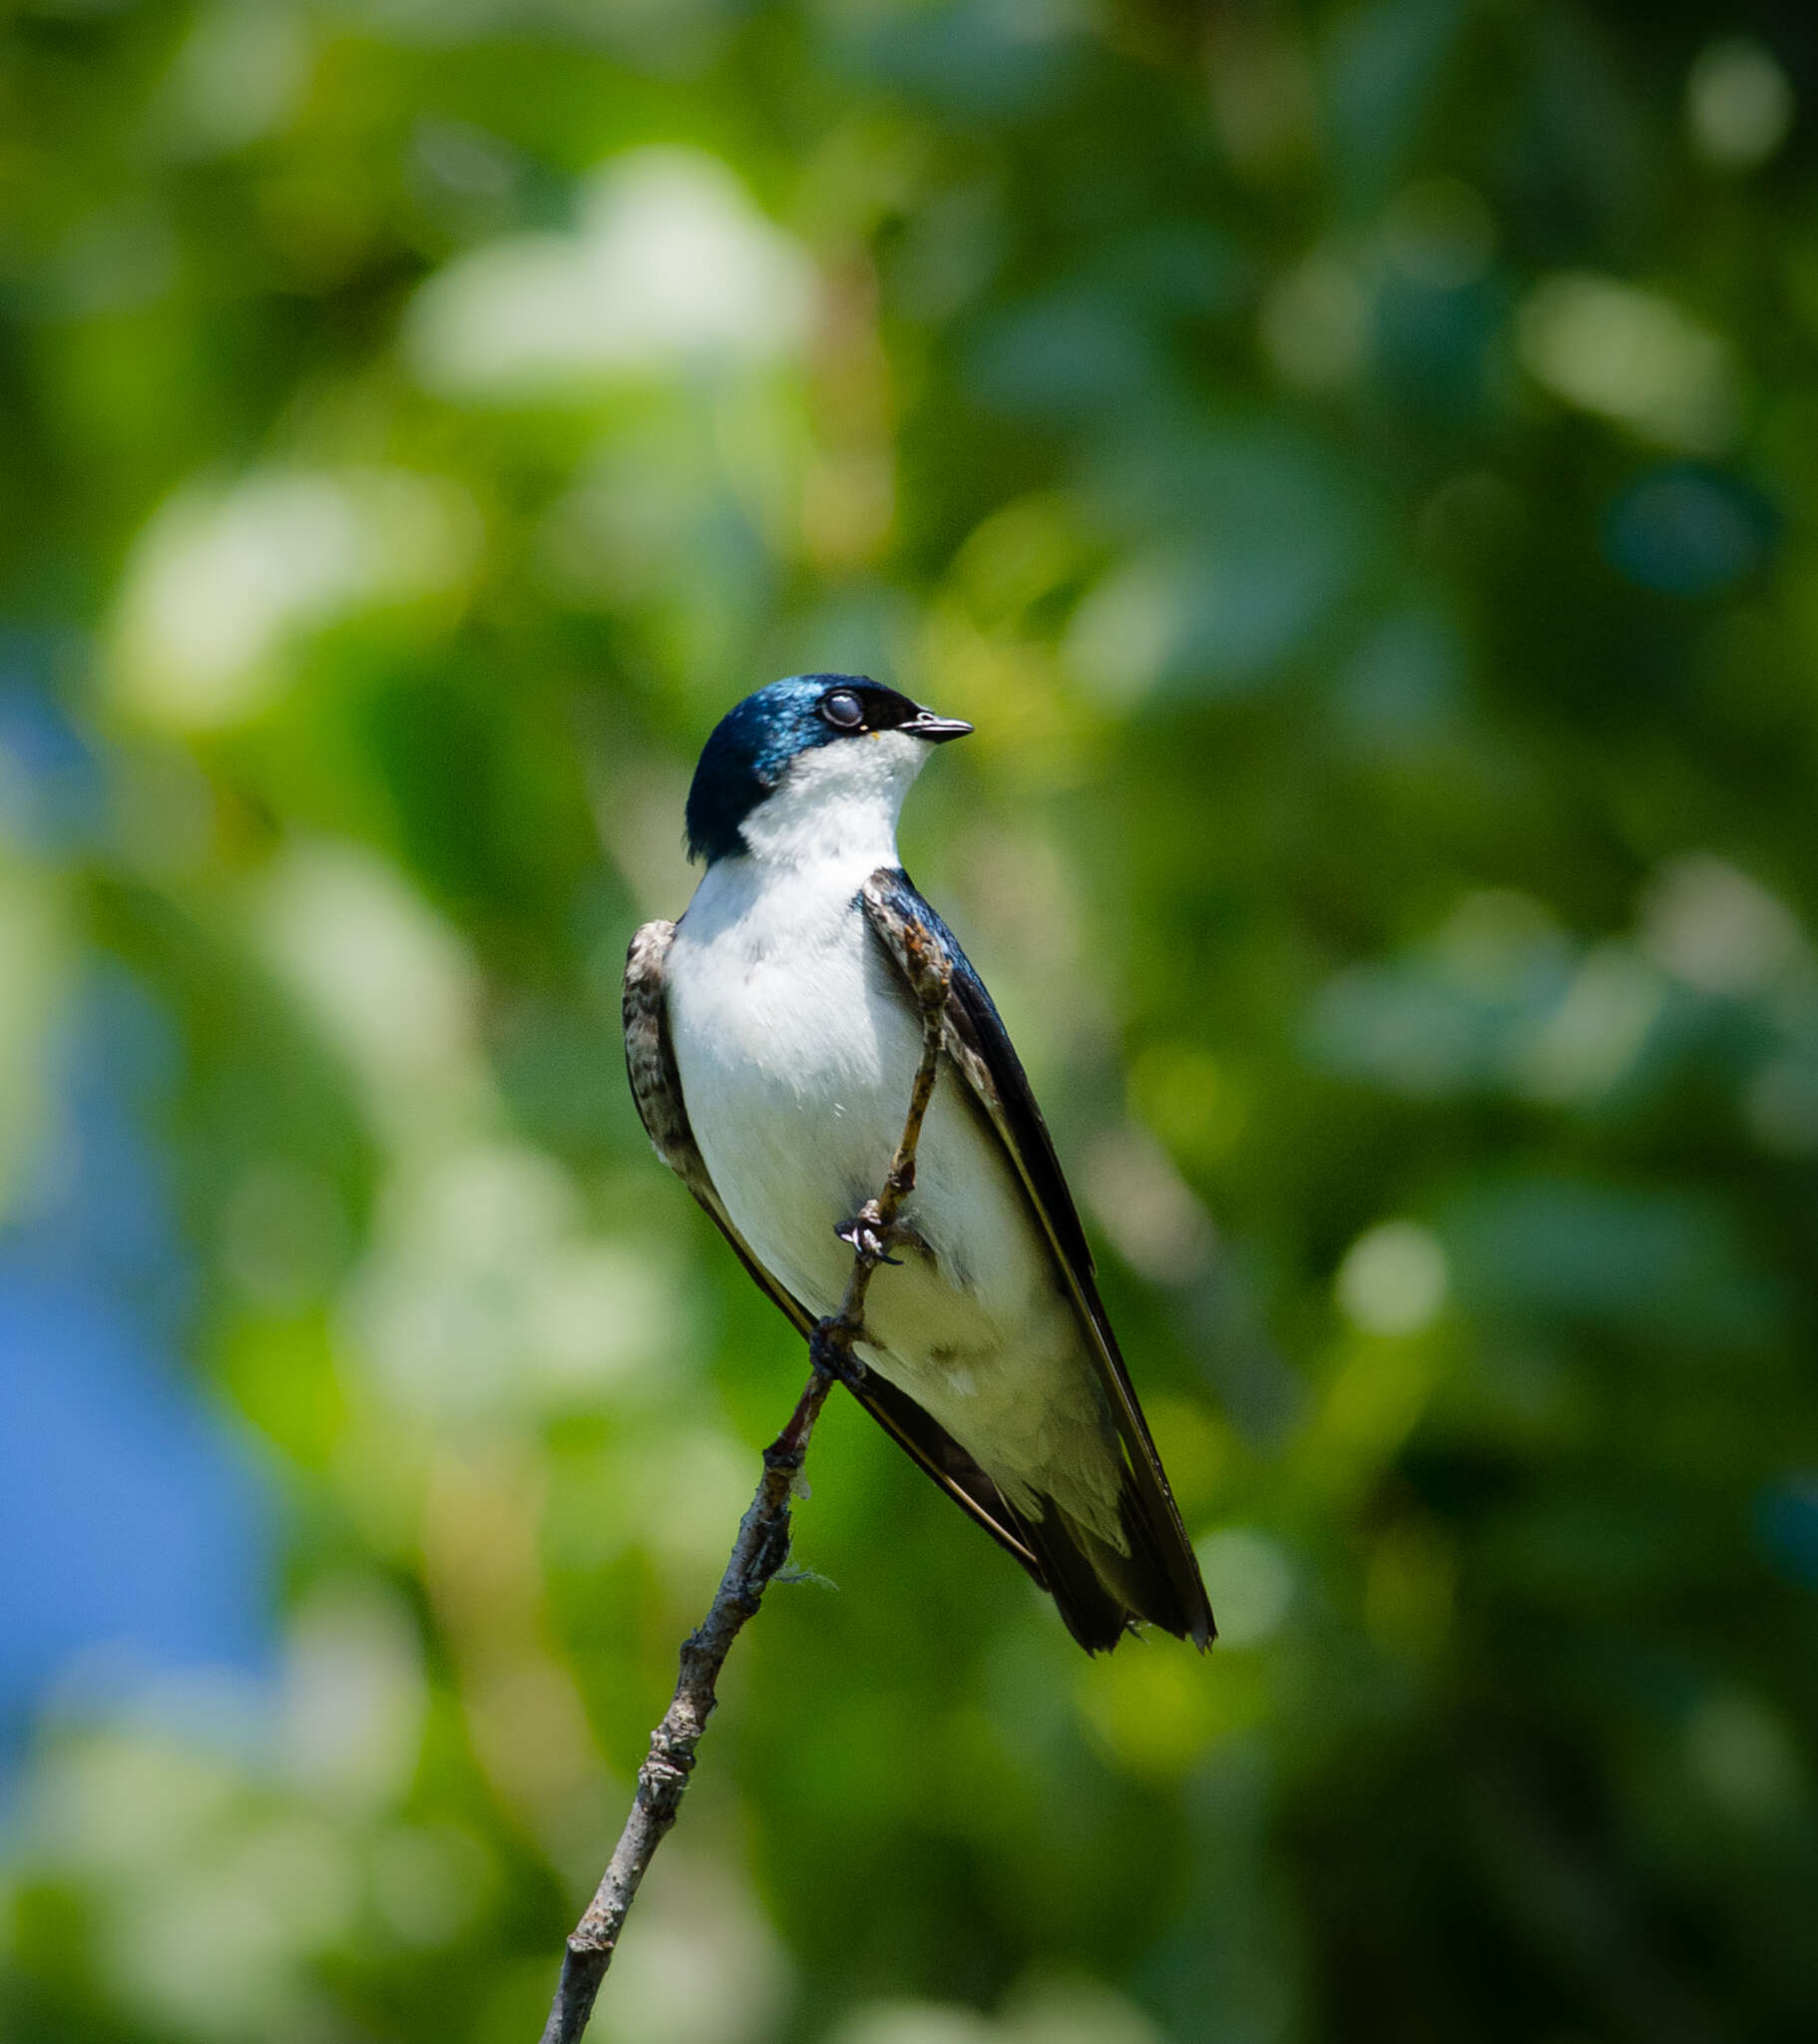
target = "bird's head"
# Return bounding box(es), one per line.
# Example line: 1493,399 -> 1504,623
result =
683,675 -> 971,867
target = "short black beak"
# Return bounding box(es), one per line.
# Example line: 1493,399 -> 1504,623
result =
902,708 -> 974,744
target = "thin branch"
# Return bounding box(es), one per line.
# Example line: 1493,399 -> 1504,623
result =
539,922 -> 952,2044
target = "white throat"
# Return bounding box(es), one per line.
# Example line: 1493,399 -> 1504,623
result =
732,730 -> 928,885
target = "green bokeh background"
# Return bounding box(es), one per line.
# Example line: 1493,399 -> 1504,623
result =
3,2 -> 1817,2040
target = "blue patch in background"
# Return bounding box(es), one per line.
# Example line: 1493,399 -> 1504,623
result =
0,669 -> 274,1779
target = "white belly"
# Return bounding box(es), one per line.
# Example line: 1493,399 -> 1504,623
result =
664,857 -> 1120,1531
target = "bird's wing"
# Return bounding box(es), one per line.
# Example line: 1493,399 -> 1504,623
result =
622,917 -> 1047,1585
860,868 -> 1214,1649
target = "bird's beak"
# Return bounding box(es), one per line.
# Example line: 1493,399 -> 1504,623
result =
901,707 -> 974,744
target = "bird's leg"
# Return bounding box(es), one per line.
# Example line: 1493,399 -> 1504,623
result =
833,1198 -> 926,1268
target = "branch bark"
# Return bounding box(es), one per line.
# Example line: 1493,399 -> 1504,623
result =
538,921 -> 952,2044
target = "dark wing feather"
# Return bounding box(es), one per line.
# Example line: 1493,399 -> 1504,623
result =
860,869 -> 1215,1649
623,918 -> 1047,1586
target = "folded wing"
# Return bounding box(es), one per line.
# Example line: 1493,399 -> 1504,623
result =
859,870 -> 1215,1651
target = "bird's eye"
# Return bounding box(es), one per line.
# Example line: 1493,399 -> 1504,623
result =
821,690 -> 865,731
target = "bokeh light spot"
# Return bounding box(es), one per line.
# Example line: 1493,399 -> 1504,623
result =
1335,1222 -> 1449,1336
1687,38 -> 1795,172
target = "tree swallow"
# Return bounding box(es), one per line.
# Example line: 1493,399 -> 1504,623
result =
624,676 -> 1214,1653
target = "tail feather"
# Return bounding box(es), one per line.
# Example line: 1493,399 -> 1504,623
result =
1012,1502 -> 1131,1654
1092,1481 -> 1214,1648
1011,1469 -> 1214,1655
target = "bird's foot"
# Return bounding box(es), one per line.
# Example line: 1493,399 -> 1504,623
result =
834,1201 -> 924,1268
809,1319 -> 867,1388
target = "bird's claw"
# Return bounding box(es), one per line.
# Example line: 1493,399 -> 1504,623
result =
835,1203 -> 907,1267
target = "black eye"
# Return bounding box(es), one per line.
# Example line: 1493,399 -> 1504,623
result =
821,689 -> 865,731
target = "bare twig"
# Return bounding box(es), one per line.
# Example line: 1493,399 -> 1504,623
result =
539,924 -> 952,2044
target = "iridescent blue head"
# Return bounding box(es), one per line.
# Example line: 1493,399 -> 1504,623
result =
684,675 -> 972,864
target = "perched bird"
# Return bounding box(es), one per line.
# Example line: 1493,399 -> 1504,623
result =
624,676 -> 1214,1653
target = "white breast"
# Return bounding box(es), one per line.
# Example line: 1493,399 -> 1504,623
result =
666,849 -> 921,1311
